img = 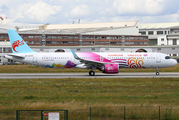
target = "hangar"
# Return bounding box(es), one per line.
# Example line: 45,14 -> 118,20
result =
3,21 -> 148,47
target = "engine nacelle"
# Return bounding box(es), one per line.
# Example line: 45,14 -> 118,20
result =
101,64 -> 119,74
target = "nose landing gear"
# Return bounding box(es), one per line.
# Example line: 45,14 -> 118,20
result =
156,68 -> 159,75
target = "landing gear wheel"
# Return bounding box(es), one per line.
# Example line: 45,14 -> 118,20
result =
155,68 -> 159,76
89,71 -> 95,76
156,72 -> 159,76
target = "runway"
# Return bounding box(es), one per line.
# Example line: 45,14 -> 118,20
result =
0,72 -> 179,79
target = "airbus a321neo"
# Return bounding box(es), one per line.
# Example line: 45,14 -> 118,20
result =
5,30 -> 177,76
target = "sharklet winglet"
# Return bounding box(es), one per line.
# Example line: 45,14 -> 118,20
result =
70,49 -> 79,59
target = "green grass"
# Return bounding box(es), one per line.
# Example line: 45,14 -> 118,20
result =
0,64 -> 179,119
0,63 -> 179,73
0,78 -> 179,108
1,78 -> 179,119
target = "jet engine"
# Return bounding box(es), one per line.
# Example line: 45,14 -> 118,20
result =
101,64 -> 119,74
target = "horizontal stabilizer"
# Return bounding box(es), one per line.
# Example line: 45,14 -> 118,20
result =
5,54 -> 25,59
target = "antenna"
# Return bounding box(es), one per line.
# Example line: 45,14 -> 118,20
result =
78,19 -> 80,24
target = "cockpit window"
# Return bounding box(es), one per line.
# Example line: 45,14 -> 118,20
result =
165,56 -> 171,59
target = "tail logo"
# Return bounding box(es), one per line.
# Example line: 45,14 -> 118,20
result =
12,40 -> 24,52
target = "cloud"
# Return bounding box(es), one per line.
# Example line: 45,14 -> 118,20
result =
12,1 -> 62,24
0,0 -> 179,25
113,0 -> 164,16
110,10 -> 179,24
99,7 -> 115,17
166,10 -> 179,22
70,5 -> 90,18
53,5 -> 62,12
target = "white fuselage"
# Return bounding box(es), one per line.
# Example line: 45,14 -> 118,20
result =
5,52 -> 177,69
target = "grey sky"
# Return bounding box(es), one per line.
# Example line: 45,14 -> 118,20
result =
0,0 -> 179,25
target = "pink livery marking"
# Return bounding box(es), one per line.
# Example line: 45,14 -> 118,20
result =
104,64 -> 119,73
76,52 -> 127,64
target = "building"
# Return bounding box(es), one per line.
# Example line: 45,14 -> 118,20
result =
139,22 -> 179,46
0,21 -> 149,47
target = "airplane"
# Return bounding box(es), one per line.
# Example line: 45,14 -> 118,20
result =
5,29 -> 177,76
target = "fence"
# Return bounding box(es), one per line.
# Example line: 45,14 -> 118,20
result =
68,106 -> 179,120
16,110 -> 68,120
0,106 -> 179,120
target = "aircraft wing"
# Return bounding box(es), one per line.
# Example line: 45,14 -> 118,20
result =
70,49 -> 110,67
79,58 -> 105,66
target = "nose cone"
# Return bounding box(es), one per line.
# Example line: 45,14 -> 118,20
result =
172,59 -> 177,66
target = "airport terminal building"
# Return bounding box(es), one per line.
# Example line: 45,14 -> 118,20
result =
0,21 -> 179,64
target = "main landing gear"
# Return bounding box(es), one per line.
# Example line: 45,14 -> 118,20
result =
156,68 -> 159,75
89,71 -> 95,76
89,66 -> 96,76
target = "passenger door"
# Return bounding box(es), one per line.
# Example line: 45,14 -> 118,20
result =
156,54 -> 161,63
33,54 -> 37,63
100,56 -> 104,62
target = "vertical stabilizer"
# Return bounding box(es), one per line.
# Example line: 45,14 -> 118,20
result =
7,30 -> 36,54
